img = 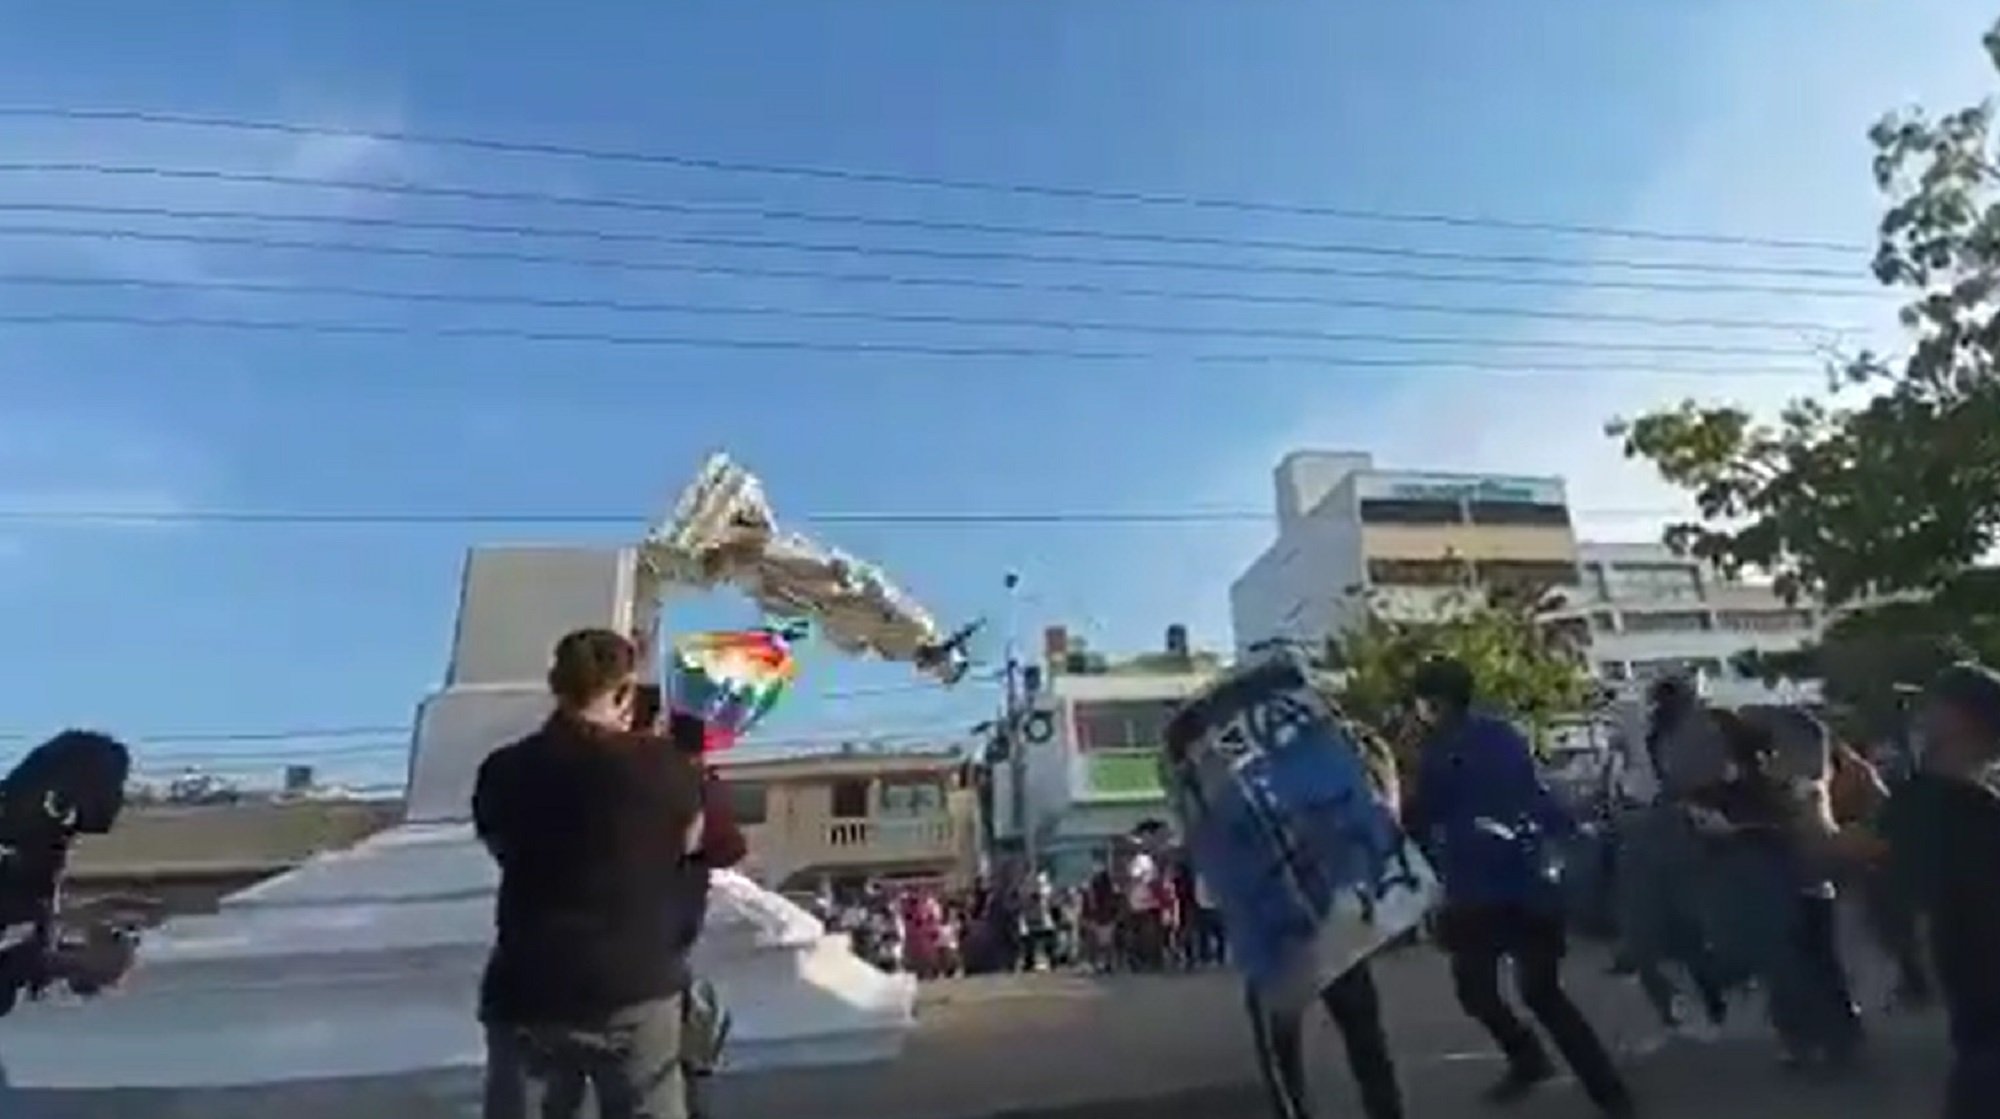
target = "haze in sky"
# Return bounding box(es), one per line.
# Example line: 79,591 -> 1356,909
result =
0,0 -> 1989,786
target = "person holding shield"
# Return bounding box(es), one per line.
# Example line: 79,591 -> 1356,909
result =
1164,675 -> 1407,1119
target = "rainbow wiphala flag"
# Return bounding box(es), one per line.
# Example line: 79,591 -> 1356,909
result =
665,628 -> 800,751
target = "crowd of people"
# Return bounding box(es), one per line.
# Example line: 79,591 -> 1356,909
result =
812,831 -> 1228,978
0,619 -> 1978,1119
1209,656 -> 2000,1119
763,654 -> 2000,1119
1539,667 -> 2000,1118
5,623 -> 1983,1119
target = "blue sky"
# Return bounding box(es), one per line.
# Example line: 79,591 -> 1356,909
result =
0,0 -> 1987,786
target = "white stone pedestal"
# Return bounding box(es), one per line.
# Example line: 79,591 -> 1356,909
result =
0,545 -> 915,1088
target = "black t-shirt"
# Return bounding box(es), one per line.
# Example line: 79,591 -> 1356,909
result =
1883,772 -> 2000,1049
473,713 -> 705,1026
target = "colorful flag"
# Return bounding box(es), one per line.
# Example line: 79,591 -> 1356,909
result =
665,628 -> 800,752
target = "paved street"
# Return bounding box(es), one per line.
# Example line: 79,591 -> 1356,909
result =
11,941 -> 1955,1118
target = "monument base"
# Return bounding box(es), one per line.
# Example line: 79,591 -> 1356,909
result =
0,544 -> 918,1088
0,822 -> 914,1088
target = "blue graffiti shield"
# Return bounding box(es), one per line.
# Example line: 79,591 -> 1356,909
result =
1161,651 -> 1439,1009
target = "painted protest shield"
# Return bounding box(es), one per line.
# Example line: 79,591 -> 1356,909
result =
1161,652 -> 1439,1008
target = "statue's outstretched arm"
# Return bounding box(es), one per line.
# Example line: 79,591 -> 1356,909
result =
639,454 -> 973,684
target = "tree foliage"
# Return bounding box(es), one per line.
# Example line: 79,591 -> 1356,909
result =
1324,586 -> 1592,751
1608,21 -> 2000,606
1737,569 -> 2000,739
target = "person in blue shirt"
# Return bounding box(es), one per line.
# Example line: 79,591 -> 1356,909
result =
1404,657 -> 1634,1117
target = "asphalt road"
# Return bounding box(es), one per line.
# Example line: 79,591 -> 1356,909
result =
6,943 -> 1957,1118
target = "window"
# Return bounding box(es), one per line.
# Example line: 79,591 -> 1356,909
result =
1466,501 -> 1571,527
1598,660 -> 1631,681
1629,656 -> 1724,681
829,778 -> 870,819
1589,611 -> 1618,632
1621,610 -> 1713,635
1366,558 -> 1467,587
727,781 -> 768,826
1477,561 -> 1584,593
878,779 -> 945,817
1580,563 -> 1608,600
1358,498 -> 1464,525
1717,609 -> 1813,633
1602,562 -> 1702,602
1073,700 -> 1176,752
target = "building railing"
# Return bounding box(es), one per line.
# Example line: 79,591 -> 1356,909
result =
821,815 -> 958,852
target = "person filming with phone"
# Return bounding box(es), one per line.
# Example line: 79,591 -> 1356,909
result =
474,628 -> 708,1119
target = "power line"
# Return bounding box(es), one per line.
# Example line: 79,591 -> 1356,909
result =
0,107 -> 1872,254
0,724 -> 408,745
0,215 -> 1867,337
0,178 -> 1870,283
126,742 -> 408,767
0,310 -> 1832,374
0,679 -> 999,753
0,274 -> 1828,359
0,504 -> 1693,530
0,220 -> 1879,300
9,722 -> 984,772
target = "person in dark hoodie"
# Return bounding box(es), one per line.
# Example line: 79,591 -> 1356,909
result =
475,629 -> 706,1119
1827,663 -> 2000,1119
0,730 -> 134,1017
1404,658 -> 1633,1117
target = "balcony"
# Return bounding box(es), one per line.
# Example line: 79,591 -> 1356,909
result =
738,788 -> 978,890
822,815 -> 959,854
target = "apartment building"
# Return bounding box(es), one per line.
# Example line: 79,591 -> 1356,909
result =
990,625 -> 1223,883
1231,450 -> 1582,651
715,744 -> 981,894
1552,541 -> 1824,703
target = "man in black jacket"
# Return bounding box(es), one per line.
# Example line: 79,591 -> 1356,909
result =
0,730 -> 134,1017
475,629 -> 707,1119
1873,664 -> 2000,1118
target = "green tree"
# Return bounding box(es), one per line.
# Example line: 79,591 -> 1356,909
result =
1736,570 -> 2000,739
1608,20 -> 2000,608
1325,586 -> 1592,752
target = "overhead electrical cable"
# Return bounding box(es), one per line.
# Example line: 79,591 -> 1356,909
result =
0,312 -> 1832,375
0,182 -> 1870,282
0,504 -> 1697,529
0,274 -> 1834,358
0,107 -> 1872,253
0,220 -> 1880,299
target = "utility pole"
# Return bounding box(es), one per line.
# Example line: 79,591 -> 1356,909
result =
1000,571 -> 1033,874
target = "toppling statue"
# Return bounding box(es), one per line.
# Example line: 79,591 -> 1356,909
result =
640,453 -> 978,687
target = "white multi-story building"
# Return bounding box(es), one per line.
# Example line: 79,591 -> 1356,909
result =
1231,450 -> 1582,653
988,625 -> 1221,882
1552,541 -> 1824,705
